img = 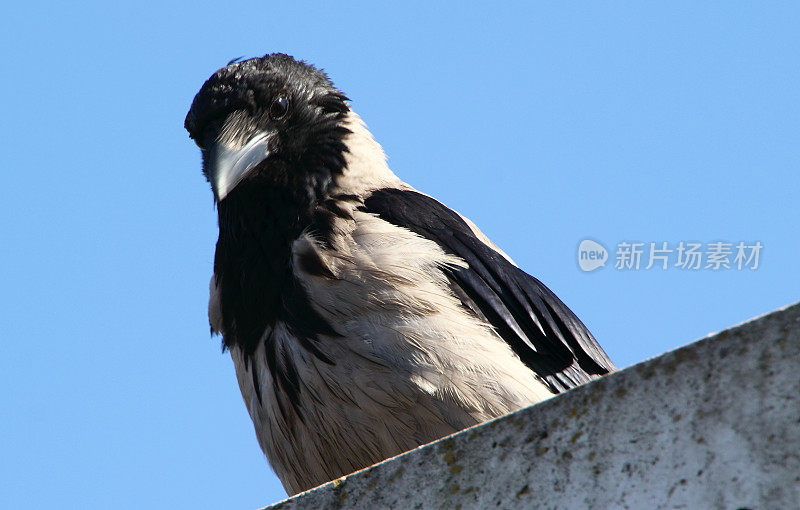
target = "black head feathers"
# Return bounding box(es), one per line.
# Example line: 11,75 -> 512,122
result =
185,53 -> 347,144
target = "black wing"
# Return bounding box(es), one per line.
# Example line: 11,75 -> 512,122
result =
361,189 -> 615,393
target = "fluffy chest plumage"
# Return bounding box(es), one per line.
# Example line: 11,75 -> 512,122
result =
212,210 -> 553,494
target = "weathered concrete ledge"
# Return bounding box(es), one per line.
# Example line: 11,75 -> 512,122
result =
266,303 -> 800,509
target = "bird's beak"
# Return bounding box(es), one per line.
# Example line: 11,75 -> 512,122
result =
207,131 -> 273,201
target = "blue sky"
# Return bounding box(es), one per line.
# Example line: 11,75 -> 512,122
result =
2,2 -> 798,509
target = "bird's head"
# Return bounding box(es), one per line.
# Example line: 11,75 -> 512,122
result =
185,53 -> 351,202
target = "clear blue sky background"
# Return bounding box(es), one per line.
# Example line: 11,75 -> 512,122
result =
2,2 -> 798,509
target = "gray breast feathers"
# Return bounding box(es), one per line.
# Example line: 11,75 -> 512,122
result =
220,209 -> 552,494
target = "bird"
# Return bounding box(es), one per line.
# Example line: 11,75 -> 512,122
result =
184,53 -> 615,496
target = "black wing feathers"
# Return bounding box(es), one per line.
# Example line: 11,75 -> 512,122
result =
361,189 -> 614,393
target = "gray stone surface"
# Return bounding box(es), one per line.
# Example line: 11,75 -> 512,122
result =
265,303 -> 800,509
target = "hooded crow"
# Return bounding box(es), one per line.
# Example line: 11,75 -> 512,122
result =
185,53 -> 615,495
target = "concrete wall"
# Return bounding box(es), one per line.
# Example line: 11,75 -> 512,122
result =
266,303 -> 800,509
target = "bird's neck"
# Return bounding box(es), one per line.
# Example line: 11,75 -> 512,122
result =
329,112 -> 402,196
212,180 -> 308,350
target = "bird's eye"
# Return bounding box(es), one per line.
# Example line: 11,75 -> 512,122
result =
269,96 -> 289,120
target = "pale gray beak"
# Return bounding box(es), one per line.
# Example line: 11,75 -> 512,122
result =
207,131 -> 273,201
